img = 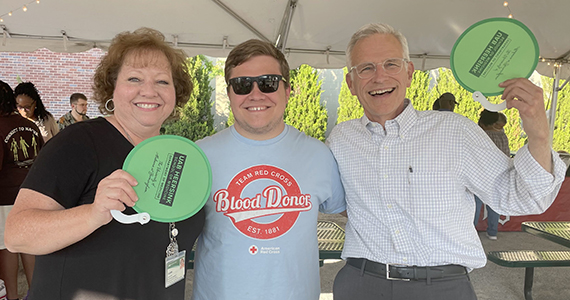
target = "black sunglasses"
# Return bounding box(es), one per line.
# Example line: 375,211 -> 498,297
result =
228,74 -> 285,95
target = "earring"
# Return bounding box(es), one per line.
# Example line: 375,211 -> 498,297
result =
105,99 -> 115,112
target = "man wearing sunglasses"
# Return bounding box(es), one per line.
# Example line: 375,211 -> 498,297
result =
326,23 -> 566,300
192,39 -> 346,300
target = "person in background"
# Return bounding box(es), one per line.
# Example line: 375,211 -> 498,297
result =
191,39 -> 345,300
0,80 -> 44,300
432,98 -> 440,110
14,82 -> 59,142
58,93 -> 90,130
327,22 -> 565,300
496,112 -> 507,130
438,92 -> 458,112
4,27 -> 204,300
473,109 -> 510,240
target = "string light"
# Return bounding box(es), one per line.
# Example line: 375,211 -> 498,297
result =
0,0 -> 42,22
503,1 -> 514,18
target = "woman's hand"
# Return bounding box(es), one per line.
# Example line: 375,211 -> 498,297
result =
91,169 -> 139,226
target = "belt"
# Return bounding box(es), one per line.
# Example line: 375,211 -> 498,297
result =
346,258 -> 467,281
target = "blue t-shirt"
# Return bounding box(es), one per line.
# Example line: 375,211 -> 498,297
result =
192,125 -> 345,300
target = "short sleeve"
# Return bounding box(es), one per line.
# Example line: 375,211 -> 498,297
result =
21,122 -> 98,208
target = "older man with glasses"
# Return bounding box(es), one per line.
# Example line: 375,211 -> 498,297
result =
190,39 -> 346,300
326,23 -> 566,300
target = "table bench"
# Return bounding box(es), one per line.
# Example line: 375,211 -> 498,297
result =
487,250 -> 570,300
486,221 -> 570,300
187,220 -> 345,269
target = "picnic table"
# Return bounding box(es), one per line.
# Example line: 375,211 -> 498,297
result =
188,220 -> 345,268
522,221 -> 570,248
487,221 -> 570,300
317,220 -> 345,265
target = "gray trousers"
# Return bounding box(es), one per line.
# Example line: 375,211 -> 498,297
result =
333,261 -> 478,300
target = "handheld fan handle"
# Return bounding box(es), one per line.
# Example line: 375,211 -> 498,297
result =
111,210 -> 151,225
472,91 -> 507,112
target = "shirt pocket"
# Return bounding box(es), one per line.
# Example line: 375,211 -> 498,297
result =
406,170 -> 458,216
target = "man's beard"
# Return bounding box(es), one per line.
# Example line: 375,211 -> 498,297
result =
74,108 -> 87,116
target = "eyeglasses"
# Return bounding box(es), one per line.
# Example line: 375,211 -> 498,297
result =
349,58 -> 409,79
228,74 -> 285,95
17,102 -> 36,111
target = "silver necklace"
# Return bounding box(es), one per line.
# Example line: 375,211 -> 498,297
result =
115,119 -> 135,145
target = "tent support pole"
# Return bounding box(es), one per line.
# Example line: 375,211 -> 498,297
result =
548,64 -> 561,144
275,0 -> 298,53
557,74 -> 570,91
211,0 -> 271,43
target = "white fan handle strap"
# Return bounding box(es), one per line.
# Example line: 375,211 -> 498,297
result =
472,91 -> 507,112
111,210 -> 151,225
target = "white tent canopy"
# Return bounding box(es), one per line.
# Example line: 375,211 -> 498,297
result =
2,0 -> 569,74
2,0 -> 569,132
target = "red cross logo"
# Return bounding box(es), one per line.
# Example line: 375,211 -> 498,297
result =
249,245 -> 258,255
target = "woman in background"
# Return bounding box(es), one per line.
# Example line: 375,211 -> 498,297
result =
0,80 -> 43,300
473,109 -> 510,240
14,82 -> 59,142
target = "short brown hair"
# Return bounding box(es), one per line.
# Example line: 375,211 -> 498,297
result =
92,27 -> 192,115
224,39 -> 290,88
69,93 -> 87,105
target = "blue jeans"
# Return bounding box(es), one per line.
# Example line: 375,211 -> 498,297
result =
474,195 -> 499,236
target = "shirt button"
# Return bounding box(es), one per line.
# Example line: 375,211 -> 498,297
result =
387,204 -> 393,209
403,257 -> 408,262
395,230 -> 400,234
384,174 -> 388,179
384,146 -> 389,150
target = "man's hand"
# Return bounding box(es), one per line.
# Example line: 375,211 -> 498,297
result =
499,78 -> 552,171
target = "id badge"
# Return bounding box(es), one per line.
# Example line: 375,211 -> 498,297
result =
165,250 -> 186,288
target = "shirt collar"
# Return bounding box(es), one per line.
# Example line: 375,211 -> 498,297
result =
360,99 -> 418,141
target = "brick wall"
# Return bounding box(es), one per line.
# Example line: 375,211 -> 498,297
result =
1,48 -> 344,135
0,48 -> 105,120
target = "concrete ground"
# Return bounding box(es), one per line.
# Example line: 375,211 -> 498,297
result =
17,212 -> 570,299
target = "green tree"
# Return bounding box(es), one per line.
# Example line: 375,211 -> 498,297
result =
432,68 -> 482,121
226,108 -> 234,127
407,69 -> 431,110
419,68 -> 527,152
162,55 -> 217,141
284,65 -> 328,141
336,67 -> 363,123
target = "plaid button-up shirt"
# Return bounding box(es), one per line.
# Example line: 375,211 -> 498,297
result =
326,99 -> 566,269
